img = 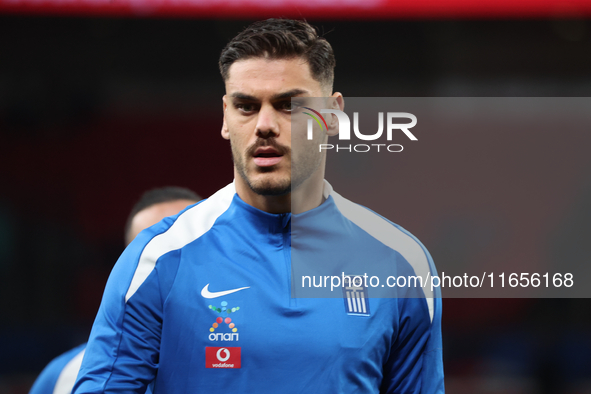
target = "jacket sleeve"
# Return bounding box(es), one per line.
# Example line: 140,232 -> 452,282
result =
380,248 -> 444,394
420,295 -> 444,394
72,228 -> 180,394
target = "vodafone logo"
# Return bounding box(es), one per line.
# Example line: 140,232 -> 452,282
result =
216,348 -> 230,362
206,347 -> 241,369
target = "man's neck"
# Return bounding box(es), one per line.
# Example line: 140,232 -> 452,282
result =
234,171 -> 326,215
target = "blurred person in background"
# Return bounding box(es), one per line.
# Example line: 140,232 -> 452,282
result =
29,186 -> 202,394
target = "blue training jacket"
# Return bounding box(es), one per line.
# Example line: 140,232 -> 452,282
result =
73,181 -> 444,394
30,344 -> 86,394
30,344 -> 153,394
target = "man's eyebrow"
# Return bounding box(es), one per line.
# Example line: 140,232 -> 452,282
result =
271,89 -> 308,100
230,89 -> 309,101
230,92 -> 257,101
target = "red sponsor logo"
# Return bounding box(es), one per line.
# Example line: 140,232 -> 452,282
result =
205,347 -> 241,369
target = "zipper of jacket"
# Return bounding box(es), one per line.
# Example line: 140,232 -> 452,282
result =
281,213 -> 293,307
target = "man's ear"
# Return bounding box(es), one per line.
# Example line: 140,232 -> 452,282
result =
326,93 -> 344,137
221,95 -> 230,140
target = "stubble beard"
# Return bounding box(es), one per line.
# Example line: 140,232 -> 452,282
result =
231,138 -> 321,197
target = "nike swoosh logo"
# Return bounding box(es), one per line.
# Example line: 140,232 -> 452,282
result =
201,283 -> 250,299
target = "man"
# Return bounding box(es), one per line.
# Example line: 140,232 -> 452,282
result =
29,187 -> 201,394
73,19 -> 443,393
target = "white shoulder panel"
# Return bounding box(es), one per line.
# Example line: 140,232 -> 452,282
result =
53,348 -> 85,394
326,181 -> 435,322
125,183 -> 236,302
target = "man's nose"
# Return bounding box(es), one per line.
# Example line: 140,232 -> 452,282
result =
255,104 -> 279,139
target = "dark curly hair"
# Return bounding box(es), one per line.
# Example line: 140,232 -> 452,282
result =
219,19 -> 335,90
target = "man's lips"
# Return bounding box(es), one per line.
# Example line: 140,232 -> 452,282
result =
252,146 -> 284,167
253,156 -> 283,166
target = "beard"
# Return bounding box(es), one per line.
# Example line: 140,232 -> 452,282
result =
231,137 -> 322,197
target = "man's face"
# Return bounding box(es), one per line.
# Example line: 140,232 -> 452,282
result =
222,57 -> 329,196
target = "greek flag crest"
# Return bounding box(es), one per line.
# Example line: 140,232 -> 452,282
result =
342,275 -> 370,316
